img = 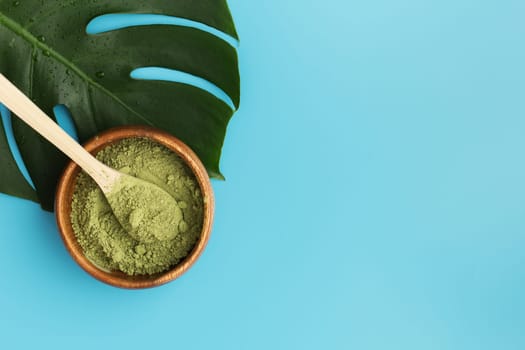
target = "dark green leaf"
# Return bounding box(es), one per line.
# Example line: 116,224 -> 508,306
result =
0,0 -> 239,211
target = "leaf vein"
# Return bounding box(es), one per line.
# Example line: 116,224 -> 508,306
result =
0,12 -> 154,127
28,45 -> 34,100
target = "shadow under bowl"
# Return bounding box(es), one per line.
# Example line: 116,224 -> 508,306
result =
55,126 -> 214,289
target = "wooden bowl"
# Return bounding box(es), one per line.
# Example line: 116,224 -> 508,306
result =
55,126 -> 214,289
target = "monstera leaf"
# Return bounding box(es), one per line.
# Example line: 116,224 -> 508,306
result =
0,0 -> 239,211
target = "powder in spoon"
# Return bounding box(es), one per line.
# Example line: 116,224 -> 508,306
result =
70,137 -> 204,275
107,174 -> 184,243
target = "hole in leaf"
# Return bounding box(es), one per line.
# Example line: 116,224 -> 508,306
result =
53,104 -> 79,142
86,13 -> 239,49
131,67 -> 235,110
0,104 -> 35,189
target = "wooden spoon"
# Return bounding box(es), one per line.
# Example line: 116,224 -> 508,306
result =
0,74 -> 182,242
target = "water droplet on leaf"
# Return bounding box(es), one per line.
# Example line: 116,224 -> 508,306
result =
95,71 -> 105,78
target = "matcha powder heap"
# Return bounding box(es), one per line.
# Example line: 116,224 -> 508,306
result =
70,137 -> 204,275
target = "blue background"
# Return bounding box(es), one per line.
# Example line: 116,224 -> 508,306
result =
1,0 -> 524,348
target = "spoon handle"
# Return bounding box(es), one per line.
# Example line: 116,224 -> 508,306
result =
0,74 -> 118,191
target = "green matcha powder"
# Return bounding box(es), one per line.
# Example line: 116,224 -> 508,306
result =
70,137 -> 204,275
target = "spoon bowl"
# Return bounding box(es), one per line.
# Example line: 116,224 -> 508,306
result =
55,126 -> 214,289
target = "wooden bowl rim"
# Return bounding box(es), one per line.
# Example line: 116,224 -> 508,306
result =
55,126 -> 214,289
